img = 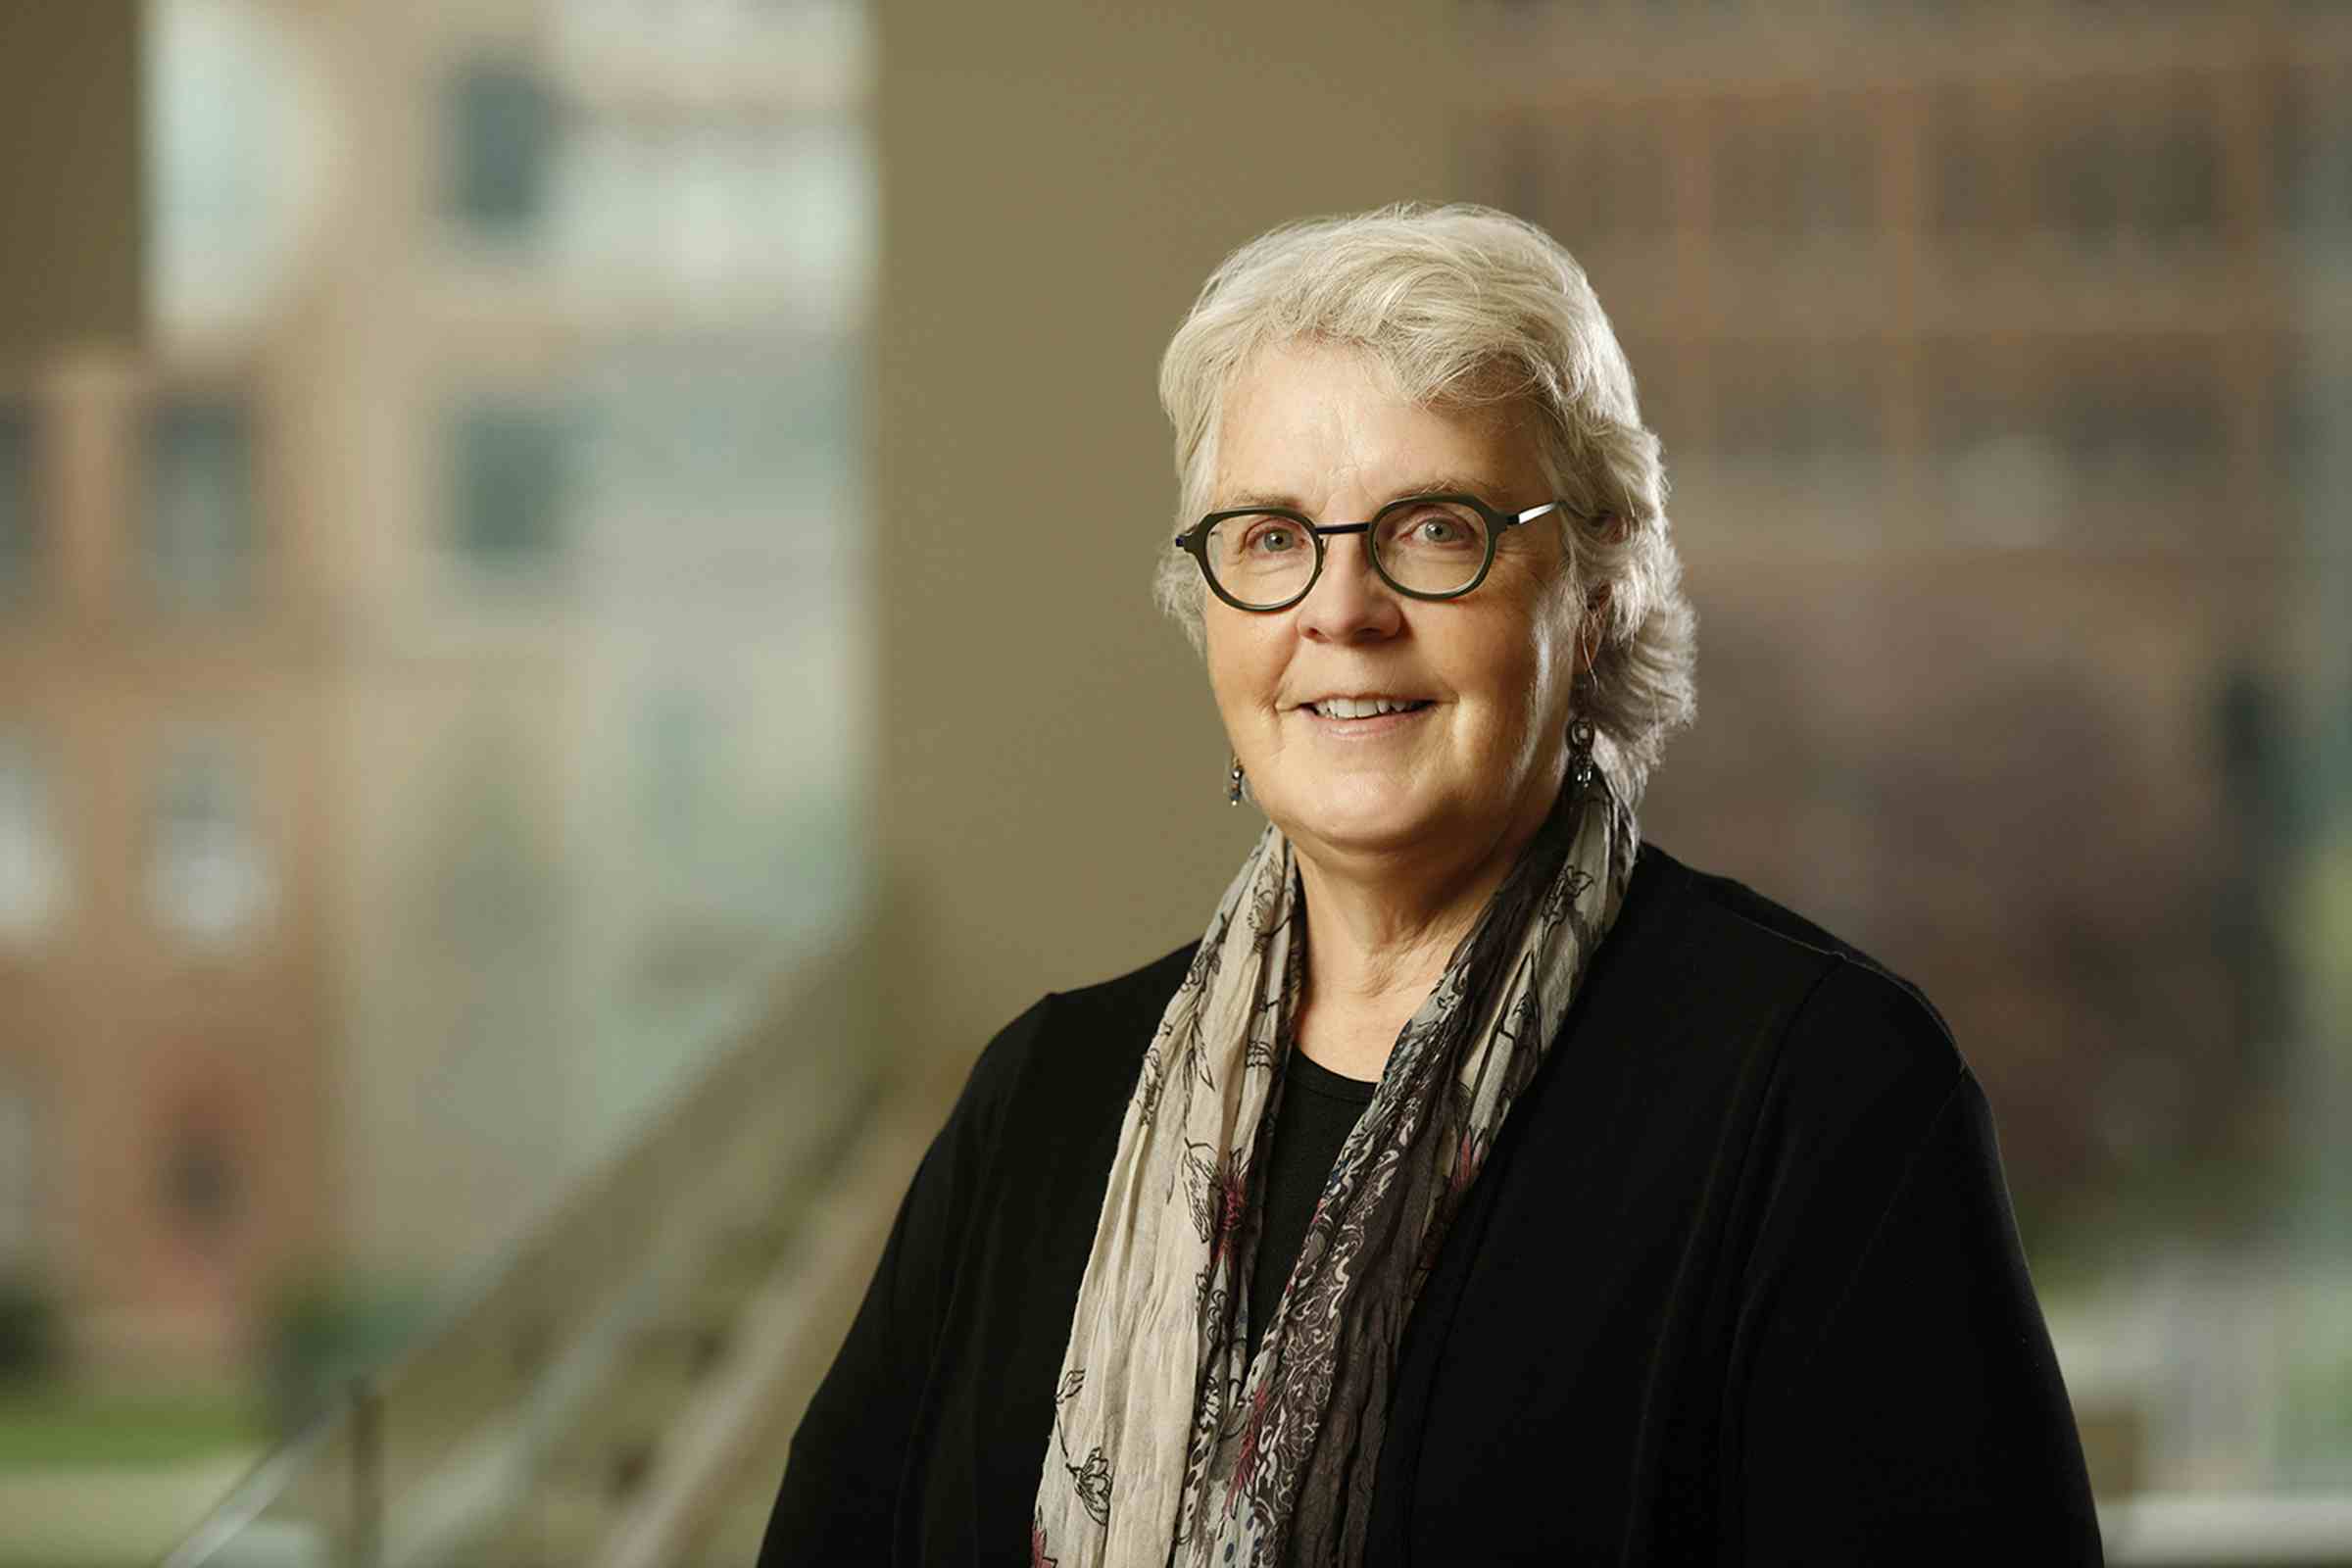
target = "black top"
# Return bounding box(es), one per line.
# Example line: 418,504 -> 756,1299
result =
1246,1052 -> 1378,1366
760,844 -> 2103,1566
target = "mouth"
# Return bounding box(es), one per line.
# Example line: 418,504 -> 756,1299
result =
1296,696 -> 1435,722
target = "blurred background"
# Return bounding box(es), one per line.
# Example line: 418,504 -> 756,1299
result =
0,0 -> 2344,1563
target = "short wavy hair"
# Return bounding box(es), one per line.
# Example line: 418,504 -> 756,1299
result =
1153,202 -> 1696,804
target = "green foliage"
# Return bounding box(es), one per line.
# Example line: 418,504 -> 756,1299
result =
0,1272 -> 60,1387
0,1385 -> 262,1467
259,1275 -> 430,1440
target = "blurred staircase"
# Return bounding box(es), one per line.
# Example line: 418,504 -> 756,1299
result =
446,1115 -> 925,1568
158,935 -> 939,1568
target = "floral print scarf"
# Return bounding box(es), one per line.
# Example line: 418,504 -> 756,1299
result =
1033,771 -> 1636,1568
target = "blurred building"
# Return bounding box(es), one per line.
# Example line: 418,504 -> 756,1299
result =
1458,0 -> 2350,1494
0,0 -> 873,1375
1,350 -> 334,1369
294,0 -> 871,1301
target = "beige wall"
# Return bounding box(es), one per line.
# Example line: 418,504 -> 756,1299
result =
872,0 -> 1456,1073
0,3 -> 142,362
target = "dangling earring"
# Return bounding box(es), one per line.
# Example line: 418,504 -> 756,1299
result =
1567,716 -> 1596,792
1569,614 -> 1599,794
1228,757 -> 1246,806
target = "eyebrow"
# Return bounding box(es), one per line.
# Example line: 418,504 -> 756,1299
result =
1212,476 -> 1509,515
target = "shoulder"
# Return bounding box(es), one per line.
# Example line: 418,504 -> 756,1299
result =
1615,851 -> 1992,1299
1623,842 -> 1967,1116
1043,942 -> 1204,1039
1633,843 -> 1936,1007
952,942 -> 1201,1143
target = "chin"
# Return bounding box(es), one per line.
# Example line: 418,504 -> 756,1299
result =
1280,784 -> 1447,859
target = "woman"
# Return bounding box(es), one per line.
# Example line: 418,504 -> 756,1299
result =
761,205 -> 2100,1566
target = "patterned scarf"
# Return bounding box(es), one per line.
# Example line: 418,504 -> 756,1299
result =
1033,768 -> 1636,1568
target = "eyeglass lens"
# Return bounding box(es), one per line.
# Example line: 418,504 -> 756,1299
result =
1204,498 -> 1492,608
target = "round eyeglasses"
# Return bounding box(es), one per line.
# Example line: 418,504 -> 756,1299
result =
1171,493 -> 1577,612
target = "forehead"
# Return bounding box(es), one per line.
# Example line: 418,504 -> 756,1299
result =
1213,341 -> 1544,507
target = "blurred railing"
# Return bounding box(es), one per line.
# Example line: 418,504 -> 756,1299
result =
158,932 -> 875,1568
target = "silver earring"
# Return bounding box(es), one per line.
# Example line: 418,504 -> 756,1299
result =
1567,717 -> 1596,792
1228,758 -> 1246,806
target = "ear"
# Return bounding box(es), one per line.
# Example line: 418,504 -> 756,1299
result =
1579,512 -> 1629,646
1574,610 -> 1595,680
1578,582 -> 1612,679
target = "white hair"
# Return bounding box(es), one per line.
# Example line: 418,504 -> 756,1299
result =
1153,202 -> 1697,804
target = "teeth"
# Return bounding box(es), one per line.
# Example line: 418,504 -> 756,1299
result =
1312,697 -> 1422,719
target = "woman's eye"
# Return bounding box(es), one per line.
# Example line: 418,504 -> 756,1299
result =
1396,511 -> 1472,547
1250,526 -> 1298,554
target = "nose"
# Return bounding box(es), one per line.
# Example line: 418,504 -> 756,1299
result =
1296,531 -> 1403,643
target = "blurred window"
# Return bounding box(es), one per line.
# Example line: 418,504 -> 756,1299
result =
2040,116 -> 2129,248
0,732 -> 68,947
1928,86 -> 2005,237
144,401 -> 257,612
549,121 -> 876,293
446,56 -> 559,243
1922,339 -> 2074,549
2136,108 -> 2222,241
146,0 -> 335,340
2279,352 -> 2351,501
1925,338 -> 2027,454
158,1115 -> 242,1255
2276,70 -> 2352,240
2040,340 -> 2227,529
1506,115 -> 1669,246
0,407 -> 34,611
1931,338 -> 2227,548
146,728 -> 273,949
1618,335 -> 1687,455
1713,98 -> 1873,234
554,0 -> 857,60
1491,115 -> 1553,237
447,401 -> 574,577
1710,341 -> 1882,464
1592,117 -> 1670,239
640,685 -> 715,857
584,337 -> 858,511
2034,94 -> 2220,248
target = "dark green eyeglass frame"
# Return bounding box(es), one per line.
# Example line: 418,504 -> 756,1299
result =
1171,492 -> 1580,612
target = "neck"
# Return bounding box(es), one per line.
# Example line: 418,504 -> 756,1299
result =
1289,812 -> 1545,1082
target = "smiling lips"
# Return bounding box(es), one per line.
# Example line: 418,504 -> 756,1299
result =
1298,696 -> 1435,720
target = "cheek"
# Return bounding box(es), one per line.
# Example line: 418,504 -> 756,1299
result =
1529,619 -> 1572,715
1202,614 -> 1279,719
1478,612 -> 1572,752
1517,587 -> 1577,714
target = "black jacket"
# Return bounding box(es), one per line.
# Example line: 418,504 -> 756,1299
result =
761,844 -> 2103,1564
